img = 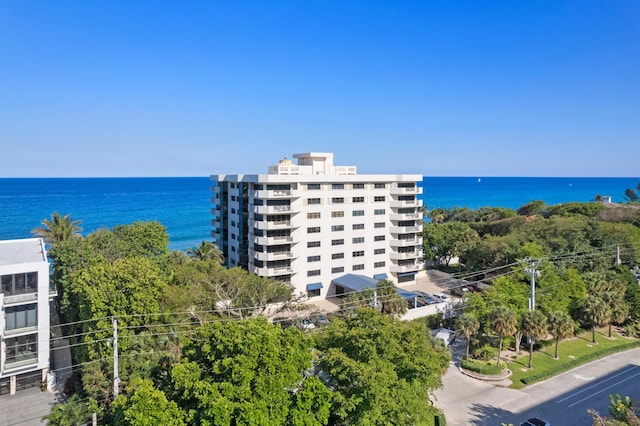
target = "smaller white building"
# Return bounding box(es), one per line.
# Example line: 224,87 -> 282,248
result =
0,238 -> 51,395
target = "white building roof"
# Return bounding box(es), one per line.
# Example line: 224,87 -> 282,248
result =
0,238 -> 47,266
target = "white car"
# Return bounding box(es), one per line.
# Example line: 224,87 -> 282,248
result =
433,293 -> 449,302
433,328 -> 456,347
297,318 -> 316,330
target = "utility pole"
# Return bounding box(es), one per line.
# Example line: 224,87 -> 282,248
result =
525,258 -> 541,311
616,245 -> 621,265
112,317 -> 120,398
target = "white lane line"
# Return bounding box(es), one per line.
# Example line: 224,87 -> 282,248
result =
556,365 -> 639,404
567,371 -> 640,408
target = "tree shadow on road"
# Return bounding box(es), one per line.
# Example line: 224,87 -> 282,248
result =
467,403 -> 517,426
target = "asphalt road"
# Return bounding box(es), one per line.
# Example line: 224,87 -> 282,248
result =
433,344 -> 640,425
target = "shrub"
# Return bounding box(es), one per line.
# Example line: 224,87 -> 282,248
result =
461,358 -> 505,375
473,344 -> 495,361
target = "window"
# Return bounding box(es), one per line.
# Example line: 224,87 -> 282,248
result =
352,183 -> 365,189
231,234 -> 236,240
374,261 -> 386,268
332,197 -> 344,204
307,270 -> 321,277
332,239 -> 344,246
1,273 -> 38,296
307,255 -> 321,262
374,222 -> 385,228
308,241 -> 321,248
353,210 -> 364,217
332,183 -> 344,190
352,251 -> 364,257
331,211 -> 344,218
231,246 -> 236,252
307,198 -> 321,205
231,195 -> 237,201
332,266 -> 344,273
352,223 -> 364,230
307,183 -> 321,190
352,197 -> 364,203
5,304 -> 37,330
374,248 -> 386,255
352,264 -> 365,271
308,288 -> 321,297
331,225 -> 344,232
5,334 -> 38,365
332,253 -> 344,260
231,221 -> 236,227
352,237 -> 364,244
307,212 -> 321,219
375,183 -> 386,189
374,196 -> 386,202
231,208 -> 237,214
307,227 -> 321,234
374,235 -> 386,241
374,209 -> 385,215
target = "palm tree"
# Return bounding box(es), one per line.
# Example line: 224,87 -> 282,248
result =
521,310 -> 548,368
187,241 -> 224,264
31,212 -> 82,245
579,295 -> 611,344
456,313 -> 480,360
608,298 -> 629,338
489,305 -> 518,367
376,279 -> 408,317
547,310 -> 574,359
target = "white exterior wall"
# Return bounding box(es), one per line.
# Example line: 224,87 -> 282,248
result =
0,238 -> 50,391
211,153 -> 423,299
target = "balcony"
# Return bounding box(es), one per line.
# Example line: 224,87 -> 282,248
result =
390,251 -> 419,260
252,251 -> 293,261
252,189 -> 299,199
253,205 -> 292,214
390,199 -> 419,208
250,265 -> 293,276
390,225 -> 421,234
253,235 -> 294,245
390,212 -> 422,221
390,236 -> 423,247
390,264 -> 419,273
253,220 -> 294,230
390,186 -> 423,195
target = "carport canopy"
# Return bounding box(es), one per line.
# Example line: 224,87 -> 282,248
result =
332,274 -> 379,293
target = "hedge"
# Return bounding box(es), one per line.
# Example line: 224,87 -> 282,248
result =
460,358 -> 505,375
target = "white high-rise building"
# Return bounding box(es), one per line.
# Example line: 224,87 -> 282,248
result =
0,238 -> 51,395
211,153 -> 423,299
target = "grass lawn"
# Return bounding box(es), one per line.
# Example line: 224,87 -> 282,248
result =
505,328 -> 640,390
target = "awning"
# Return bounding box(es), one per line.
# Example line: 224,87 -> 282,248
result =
332,274 -> 378,292
398,271 -> 418,278
306,282 -> 323,291
373,273 -> 388,280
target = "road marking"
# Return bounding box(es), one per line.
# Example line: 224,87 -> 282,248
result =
567,370 -> 640,408
573,374 -> 595,381
556,365 -> 640,404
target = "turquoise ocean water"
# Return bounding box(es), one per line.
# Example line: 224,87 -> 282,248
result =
0,177 -> 638,251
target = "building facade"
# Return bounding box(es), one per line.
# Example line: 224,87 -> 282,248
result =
211,153 -> 423,299
0,238 -> 51,395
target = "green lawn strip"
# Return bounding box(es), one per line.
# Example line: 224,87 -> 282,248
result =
506,329 -> 640,390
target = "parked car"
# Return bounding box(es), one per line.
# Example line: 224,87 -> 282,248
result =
521,418 -> 550,426
433,328 -> 456,347
313,314 -> 331,326
273,317 -> 295,329
297,318 -> 316,330
432,293 -> 449,302
414,290 -> 438,304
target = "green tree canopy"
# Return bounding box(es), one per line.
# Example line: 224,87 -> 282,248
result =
32,212 -> 83,245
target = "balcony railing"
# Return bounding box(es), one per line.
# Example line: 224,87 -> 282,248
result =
253,205 -> 292,214
390,225 -> 421,234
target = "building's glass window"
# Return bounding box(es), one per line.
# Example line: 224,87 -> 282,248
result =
231,221 -> 236,227
331,211 -> 344,218
374,183 -> 386,189
332,184 -> 344,190
307,270 -> 321,277
5,304 -> 37,330
331,225 -> 344,232
352,251 -> 364,257
352,264 -> 365,271
1,273 -> 38,296
374,209 -> 385,215
307,255 -> 321,262
374,196 -> 385,202
332,267 -> 344,273
352,197 -> 365,203
231,195 -> 237,201
231,234 -> 236,240
307,184 -> 321,190
353,210 -> 364,217
374,235 -> 386,241
307,227 -> 321,234
332,253 -> 344,259
308,288 -> 321,297
352,183 -> 365,189
307,198 -> 321,205
5,334 -> 38,365
231,208 -> 237,214
374,222 -> 385,228
307,212 -> 321,219
374,248 -> 386,255
374,261 -> 386,268
231,246 -> 236,252
352,237 -> 364,244
332,197 -> 344,204
352,223 -> 364,230
332,239 -> 344,246
308,241 -> 321,248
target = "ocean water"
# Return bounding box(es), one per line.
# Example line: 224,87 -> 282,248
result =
0,177 -> 638,251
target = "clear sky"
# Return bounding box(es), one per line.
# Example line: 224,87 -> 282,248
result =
1,1 -> 638,177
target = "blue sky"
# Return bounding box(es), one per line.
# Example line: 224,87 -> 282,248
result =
1,1 -> 638,177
